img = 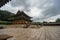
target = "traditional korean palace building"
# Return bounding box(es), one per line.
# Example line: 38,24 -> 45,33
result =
9,10 -> 32,24
1,10 -> 60,28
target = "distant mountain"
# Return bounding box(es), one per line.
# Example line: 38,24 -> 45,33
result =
0,10 -> 15,21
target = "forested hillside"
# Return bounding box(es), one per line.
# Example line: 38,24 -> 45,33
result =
0,10 -> 14,21
0,10 -> 14,25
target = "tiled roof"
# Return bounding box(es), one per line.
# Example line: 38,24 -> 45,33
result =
0,0 -> 11,7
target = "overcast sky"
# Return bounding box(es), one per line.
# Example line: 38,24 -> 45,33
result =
0,0 -> 60,22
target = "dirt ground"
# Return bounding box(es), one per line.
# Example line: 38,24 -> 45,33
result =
0,26 -> 60,40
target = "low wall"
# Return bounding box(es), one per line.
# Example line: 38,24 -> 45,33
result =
0,24 -> 41,28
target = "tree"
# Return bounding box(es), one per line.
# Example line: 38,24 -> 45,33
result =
43,21 -> 47,23
0,10 -> 14,21
56,18 -> 60,23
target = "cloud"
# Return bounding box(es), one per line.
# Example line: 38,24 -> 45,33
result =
0,0 -> 60,22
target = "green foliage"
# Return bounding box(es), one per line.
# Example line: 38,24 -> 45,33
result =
0,26 -> 3,29
0,10 -> 14,25
0,10 -> 14,21
56,18 -> 60,23
0,21 -> 12,25
43,21 -> 47,23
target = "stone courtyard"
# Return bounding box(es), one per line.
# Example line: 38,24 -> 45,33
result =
0,26 -> 60,40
